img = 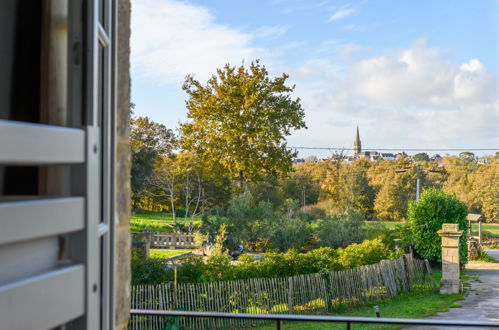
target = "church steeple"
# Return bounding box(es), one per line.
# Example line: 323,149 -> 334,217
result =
354,126 -> 361,157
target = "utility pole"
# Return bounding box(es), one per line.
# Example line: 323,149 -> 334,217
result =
416,164 -> 421,202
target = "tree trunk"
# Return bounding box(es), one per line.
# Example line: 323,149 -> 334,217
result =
170,190 -> 176,225
239,170 -> 244,193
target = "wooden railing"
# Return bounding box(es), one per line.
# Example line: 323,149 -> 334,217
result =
131,229 -> 195,248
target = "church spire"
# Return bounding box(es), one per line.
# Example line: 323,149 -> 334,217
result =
354,126 -> 361,157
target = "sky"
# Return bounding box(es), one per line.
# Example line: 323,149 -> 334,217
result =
131,0 -> 499,158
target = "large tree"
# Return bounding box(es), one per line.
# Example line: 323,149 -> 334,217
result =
180,60 -> 306,189
130,115 -> 176,204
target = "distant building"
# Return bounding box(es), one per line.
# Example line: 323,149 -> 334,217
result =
351,127 -> 398,161
430,154 -> 443,161
478,156 -> 492,165
381,153 -> 396,161
354,126 -> 361,157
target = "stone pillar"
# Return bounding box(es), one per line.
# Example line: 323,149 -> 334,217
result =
438,223 -> 463,294
114,1 -> 132,329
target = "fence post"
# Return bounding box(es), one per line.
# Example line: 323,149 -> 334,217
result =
173,263 -> 178,309
323,272 -> 333,312
424,259 -> 438,292
288,277 -> 293,314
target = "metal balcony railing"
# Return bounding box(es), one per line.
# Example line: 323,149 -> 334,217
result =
130,309 -> 499,329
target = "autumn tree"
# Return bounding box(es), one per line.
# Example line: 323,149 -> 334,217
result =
468,159 -> 499,221
368,159 -> 417,221
130,115 -> 176,205
413,152 -> 430,162
180,60 -> 306,190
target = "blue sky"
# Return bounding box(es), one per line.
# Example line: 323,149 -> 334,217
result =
131,0 -> 499,157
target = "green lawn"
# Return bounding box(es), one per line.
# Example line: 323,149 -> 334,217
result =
366,221 -> 405,230
471,223 -> 499,236
254,290 -> 463,330
131,212 -> 202,232
149,249 -> 193,259
365,221 -> 499,236
255,270 -> 464,330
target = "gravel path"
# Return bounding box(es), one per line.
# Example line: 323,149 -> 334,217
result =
403,250 -> 499,329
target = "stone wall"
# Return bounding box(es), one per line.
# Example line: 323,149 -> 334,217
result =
115,0 -> 132,329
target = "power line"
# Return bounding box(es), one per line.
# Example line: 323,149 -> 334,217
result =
288,146 -> 498,151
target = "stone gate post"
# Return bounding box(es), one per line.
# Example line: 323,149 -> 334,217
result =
438,223 -> 463,294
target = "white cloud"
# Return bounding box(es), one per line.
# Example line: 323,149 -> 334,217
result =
347,40 -> 498,107
454,59 -> 497,102
328,6 -> 355,22
286,40 -> 499,154
131,0 -> 271,84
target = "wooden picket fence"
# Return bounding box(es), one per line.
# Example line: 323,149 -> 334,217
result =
132,229 -> 195,248
129,254 -> 435,329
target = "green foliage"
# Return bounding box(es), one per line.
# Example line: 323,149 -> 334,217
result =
130,212 -> 202,232
130,116 -> 176,205
269,217 -> 312,252
337,238 -> 392,268
476,248 -> 498,263
211,224 -> 229,256
150,250 -> 189,259
132,239 -> 395,285
316,209 -> 366,248
200,192 -> 277,250
131,254 -> 169,285
459,151 -> 476,165
130,219 -> 175,233
278,171 -> 320,206
407,188 -> 468,264
180,60 -> 307,188
413,153 -> 430,162
364,221 -> 397,249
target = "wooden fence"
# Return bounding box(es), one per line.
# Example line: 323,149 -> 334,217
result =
132,229 -> 195,248
129,254 -> 435,329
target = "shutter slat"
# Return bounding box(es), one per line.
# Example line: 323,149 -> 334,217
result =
0,265 -> 85,330
0,120 -> 85,165
0,197 -> 85,245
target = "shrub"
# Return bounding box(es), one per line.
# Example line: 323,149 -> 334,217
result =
175,208 -> 186,217
301,205 -> 326,220
337,238 -> 391,268
199,193 -> 276,250
364,222 -> 396,249
269,218 -> 312,252
131,255 -> 170,285
407,187 -> 468,264
316,210 -> 366,248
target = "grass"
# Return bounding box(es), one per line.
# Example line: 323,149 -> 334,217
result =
366,221 -> 405,230
254,270 -> 466,330
254,290 -> 463,330
471,223 -> 499,236
149,249 -> 192,259
131,211 -> 202,232
363,222 -> 499,236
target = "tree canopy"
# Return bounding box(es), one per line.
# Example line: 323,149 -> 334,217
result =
180,60 -> 307,189
413,152 -> 430,162
130,115 -> 176,202
407,187 -> 468,264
